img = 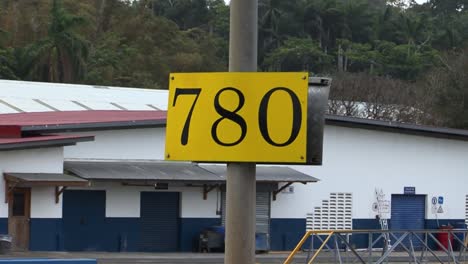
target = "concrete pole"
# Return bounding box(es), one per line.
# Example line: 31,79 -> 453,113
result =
225,0 -> 257,263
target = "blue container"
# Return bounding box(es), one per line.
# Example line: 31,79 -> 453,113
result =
255,233 -> 270,252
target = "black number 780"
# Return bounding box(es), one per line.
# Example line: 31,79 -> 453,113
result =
172,87 -> 302,147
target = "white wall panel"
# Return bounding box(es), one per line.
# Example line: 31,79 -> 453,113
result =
64,128 -> 166,160
106,183 -> 140,217
0,148 -> 64,173
31,187 -> 62,218
180,187 -> 219,218
272,125 -> 468,220
0,178 -> 8,217
0,148 -> 64,218
69,182 -> 219,218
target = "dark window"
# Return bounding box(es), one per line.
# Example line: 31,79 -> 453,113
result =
12,192 -> 25,216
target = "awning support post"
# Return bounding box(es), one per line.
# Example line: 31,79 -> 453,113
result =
273,182 -> 307,201
55,186 -> 67,204
272,182 -> 293,201
203,184 -> 217,200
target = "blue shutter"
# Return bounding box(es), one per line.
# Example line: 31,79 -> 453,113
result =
391,194 -> 426,249
139,192 -> 180,252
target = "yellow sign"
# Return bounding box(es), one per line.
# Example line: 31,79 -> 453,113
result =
165,72 -> 309,164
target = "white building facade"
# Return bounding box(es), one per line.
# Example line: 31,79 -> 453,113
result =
0,80 -> 467,252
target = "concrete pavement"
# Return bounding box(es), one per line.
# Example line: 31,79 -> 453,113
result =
0,250 -> 466,263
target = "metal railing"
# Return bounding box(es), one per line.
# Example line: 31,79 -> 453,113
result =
283,229 -> 468,264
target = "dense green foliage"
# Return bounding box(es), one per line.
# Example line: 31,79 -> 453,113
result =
0,0 -> 468,128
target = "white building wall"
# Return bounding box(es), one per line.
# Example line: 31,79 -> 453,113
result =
272,125 -> 468,220
0,148 -> 64,218
72,182 -> 219,218
64,128 -> 166,160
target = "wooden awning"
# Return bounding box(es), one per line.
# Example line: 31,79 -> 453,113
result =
4,172 -> 89,203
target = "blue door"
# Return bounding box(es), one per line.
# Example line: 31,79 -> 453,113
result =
139,192 -> 180,252
391,194 -> 426,249
63,190 -> 106,251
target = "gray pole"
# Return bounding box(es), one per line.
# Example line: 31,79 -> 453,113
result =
225,0 -> 257,263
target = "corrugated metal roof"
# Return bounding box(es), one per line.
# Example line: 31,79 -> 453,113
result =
0,79 -> 168,114
4,172 -> 88,186
64,161 -> 319,183
65,161 -> 221,182
200,165 -> 319,182
325,115 -> 468,141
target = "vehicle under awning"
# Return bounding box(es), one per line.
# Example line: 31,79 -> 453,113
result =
64,160 -> 319,200
3,172 -> 89,203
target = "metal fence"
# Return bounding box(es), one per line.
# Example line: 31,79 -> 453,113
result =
283,229 -> 468,264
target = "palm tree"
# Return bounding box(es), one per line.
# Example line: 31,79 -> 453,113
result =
259,0 -> 283,50
26,0 -> 89,83
304,0 -> 343,53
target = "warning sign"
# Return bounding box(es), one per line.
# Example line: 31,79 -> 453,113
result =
437,205 -> 444,214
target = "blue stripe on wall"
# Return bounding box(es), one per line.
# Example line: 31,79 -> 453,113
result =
30,218 -> 139,252
0,260 -> 96,264
270,218 -> 306,251
104,218 -> 140,252
23,217 -> 468,252
0,218 -> 7,234
30,219 -> 63,251
352,219 -> 383,249
179,218 -> 221,252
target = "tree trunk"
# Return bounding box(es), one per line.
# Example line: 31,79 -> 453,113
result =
11,0 -> 19,46
344,55 -> 348,72
96,0 -> 107,38
338,44 -> 343,72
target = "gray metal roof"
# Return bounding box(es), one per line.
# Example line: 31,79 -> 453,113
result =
4,172 -> 88,186
65,161 -> 221,182
64,161 -> 318,183
325,115 -> 468,142
200,165 -> 319,183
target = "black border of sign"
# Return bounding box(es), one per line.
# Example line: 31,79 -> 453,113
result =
305,77 -> 331,165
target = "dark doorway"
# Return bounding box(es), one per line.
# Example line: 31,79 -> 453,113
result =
63,190 -> 106,251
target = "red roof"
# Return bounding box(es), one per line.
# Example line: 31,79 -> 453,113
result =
0,110 -> 167,135
0,134 -> 91,144
0,134 -> 94,150
0,110 -> 166,126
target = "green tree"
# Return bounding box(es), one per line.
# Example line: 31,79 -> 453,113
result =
150,0 -> 210,30
263,37 -> 332,72
303,0 -> 343,53
339,0 -> 375,43
25,0 -> 89,83
374,41 -> 439,80
422,48 -> 468,128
